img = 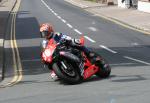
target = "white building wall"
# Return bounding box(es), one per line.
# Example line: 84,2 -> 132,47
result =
138,1 -> 150,13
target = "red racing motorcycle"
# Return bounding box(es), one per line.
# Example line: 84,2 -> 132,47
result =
41,37 -> 111,84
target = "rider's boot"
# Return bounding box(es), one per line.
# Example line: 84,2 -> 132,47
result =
50,70 -> 59,81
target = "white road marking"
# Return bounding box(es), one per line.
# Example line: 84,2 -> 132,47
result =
124,56 -> 150,65
0,39 -> 4,46
84,36 -> 96,43
0,0 -> 23,87
51,10 -> 54,13
100,45 -> 117,54
41,0 -> 97,44
41,0 -> 82,35
74,29 -> 82,35
49,8 -> 52,11
61,19 -> 66,23
54,12 -> 58,16
131,42 -> 139,46
41,0 -> 52,12
57,16 -> 62,19
110,63 -> 136,66
67,23 -> 73,28
88,27 -> 97,31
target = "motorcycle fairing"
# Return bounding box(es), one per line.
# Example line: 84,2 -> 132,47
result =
82,53 -> 99,79
42,39 -> 56,63
83,65 -> 99,79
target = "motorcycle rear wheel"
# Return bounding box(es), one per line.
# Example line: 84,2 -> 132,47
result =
89,51 -> 111,78
95,57 -> 111,78
52,59 -> 81,84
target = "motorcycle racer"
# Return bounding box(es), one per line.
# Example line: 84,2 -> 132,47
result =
40,23 -> 100,79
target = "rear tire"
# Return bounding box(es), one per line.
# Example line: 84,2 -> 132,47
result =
95,57 -> 111,78
89,52 -> 111,78
52,59 -> 81,84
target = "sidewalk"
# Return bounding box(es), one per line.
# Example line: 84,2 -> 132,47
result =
0,0 -> 17,81
65,0 -> 150,34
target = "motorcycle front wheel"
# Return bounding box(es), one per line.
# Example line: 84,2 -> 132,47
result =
52,59 -> 81,84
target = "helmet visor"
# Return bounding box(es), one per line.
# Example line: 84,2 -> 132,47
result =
40,31 -> 49,38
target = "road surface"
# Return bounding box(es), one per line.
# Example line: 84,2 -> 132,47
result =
1,0 -> 150,103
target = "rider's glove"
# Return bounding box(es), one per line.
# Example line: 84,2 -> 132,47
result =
72,39 -> 81,46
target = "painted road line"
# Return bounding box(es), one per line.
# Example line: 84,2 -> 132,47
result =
124,56 -> 150,65
99,45 -> 117,54
13,13 -> 23,83
84,36 -> 96,43
41,0 -> 97,44
54,12 -> 58,16
8,0 -> 23,86
90,10 -> 150,35
88,27 -> 97,32
57,16 -> 62,19
0,0 -> 22,88
0,12 -> 18,88
41,0 -> 70,27
67,23 -> 73,28
51,10 -> 54,13
110,63 -> 136,66
74,29 -> 82,35
62,19 -> 66,23
41,0 -> 83,36
131,42 -> 139,46
42,0 -> 91,39
0,39 -> 4,46
41,0 -> 51,11
11,0 -> 23,86
5,12 -> 19,87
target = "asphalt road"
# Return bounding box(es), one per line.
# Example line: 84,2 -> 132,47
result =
1,0 -> 150,103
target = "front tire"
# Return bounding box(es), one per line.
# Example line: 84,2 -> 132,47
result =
52,59 -> 81,84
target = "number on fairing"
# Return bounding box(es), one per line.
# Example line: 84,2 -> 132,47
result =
44,49 -> 52,56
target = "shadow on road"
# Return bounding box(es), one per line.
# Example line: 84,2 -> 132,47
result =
0,10 -> 10,80
111,75 -> 147,82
